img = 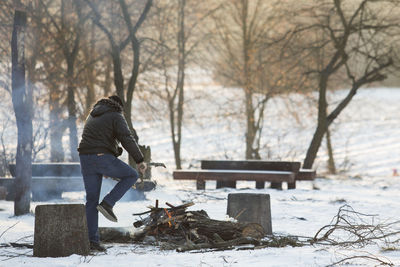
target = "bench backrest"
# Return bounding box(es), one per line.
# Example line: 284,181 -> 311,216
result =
201,160 -> 301,172
9,163 -> 81,177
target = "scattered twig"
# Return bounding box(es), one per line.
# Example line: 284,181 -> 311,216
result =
179,189 -> 226,201
177,237 -> 260,252
327,251 -> 394,267
13,235 -> 33,243
0,250 -> 32,261
8,242 -> 33,249
0,222 -> 19,240
311,205 -> 400,248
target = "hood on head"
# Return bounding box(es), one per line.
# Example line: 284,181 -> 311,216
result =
90,98 -> 123,117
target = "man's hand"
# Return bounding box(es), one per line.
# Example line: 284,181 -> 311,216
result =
116,146 -> 123,157
137,162 -> 147,175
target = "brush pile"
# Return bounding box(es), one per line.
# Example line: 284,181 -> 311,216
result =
132,200 -> 267,251
100,200 -> 271,251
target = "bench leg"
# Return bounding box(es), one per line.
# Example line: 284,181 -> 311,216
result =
288,181 -> 296,189
196,180 -> 205,190
270,182 -> 282,190
255,181 -> 265,189
216,181 -> 236,189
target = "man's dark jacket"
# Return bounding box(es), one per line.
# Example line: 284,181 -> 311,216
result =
78,98 -> 144,164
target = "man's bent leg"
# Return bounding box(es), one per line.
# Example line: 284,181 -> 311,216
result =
80,155 -> 103,243
98,154 -> 138,207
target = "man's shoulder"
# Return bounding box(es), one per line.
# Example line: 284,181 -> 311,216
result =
102,111 -> 124,118
109,112 -> 127,126
90,111 -> 124,127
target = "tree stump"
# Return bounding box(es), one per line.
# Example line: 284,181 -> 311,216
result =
227,193 -> 272,235
33,204 -> 90,257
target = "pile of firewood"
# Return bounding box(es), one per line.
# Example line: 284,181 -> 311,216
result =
134,201 -> 268,251
100,200 -> 277,252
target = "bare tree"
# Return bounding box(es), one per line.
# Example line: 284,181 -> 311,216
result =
85,0 -> 152,165
28,0 -> 89,162
41,0 -> 87,161
144,0 -> 219,169
289,0 -> 399,169
62,0 -> 85,162
1,1 -> 49,167
79,21 -> 101,118
211,0 -> 300,159
11,7 -> 33,215
0,1 -> 13,95
24,1 -> 65,162
0,2 -> 15,172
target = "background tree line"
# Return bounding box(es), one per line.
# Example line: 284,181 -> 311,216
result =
1,0 -> 399,173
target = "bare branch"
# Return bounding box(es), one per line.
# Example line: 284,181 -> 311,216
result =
0,222 -> 19,240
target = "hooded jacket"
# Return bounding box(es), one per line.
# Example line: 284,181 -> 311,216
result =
77,98 -> 144,164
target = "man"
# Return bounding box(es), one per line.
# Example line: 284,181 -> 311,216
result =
78,95 -> 146,251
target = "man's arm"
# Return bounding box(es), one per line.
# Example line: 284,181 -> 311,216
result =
113,113 -> 144,164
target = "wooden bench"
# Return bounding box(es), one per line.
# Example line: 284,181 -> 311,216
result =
3,162 -> 149,201
9,162 -> 81,177
1,163 -> 84,201
173,160 -> 316,190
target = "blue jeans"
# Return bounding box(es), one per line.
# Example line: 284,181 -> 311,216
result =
79,153 -> 138,243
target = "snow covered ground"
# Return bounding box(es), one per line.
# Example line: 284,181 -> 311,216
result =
1,87 -> 400,266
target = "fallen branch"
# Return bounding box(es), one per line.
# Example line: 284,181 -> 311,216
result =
327,253 -> 394,267
0,242 -> 33,249
311,205 -> 400,248
0,222 -> 19,240
177,237 -> 260,252
0,250 -> 32,261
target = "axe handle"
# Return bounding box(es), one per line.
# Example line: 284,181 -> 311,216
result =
148,162 -> 166,168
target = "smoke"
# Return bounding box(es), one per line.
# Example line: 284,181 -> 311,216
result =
100,178 -> 146,202
28,176 -> 145,202
3,163 -> 146,202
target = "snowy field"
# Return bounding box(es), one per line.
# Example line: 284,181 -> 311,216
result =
1,87 -> 400,266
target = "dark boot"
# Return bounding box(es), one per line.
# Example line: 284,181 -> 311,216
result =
90,241 -> 106,252
96,200 -> 118,222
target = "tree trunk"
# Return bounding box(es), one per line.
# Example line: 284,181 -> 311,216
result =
172,0 -> 186,170
244,92 -> 261,159
168,96 -> 179,169
11,10 -> 32,215
303,124 -> 326,169
326,128 -> 336,174
241,1 -> 259,160
66,59 -> 79,162
303,74 -> 329,169
124,37 -> 139,168
103,56 -> 112,96
49,97 -> 65,162
83,22 -> 96,118
60,0 -> 81,162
